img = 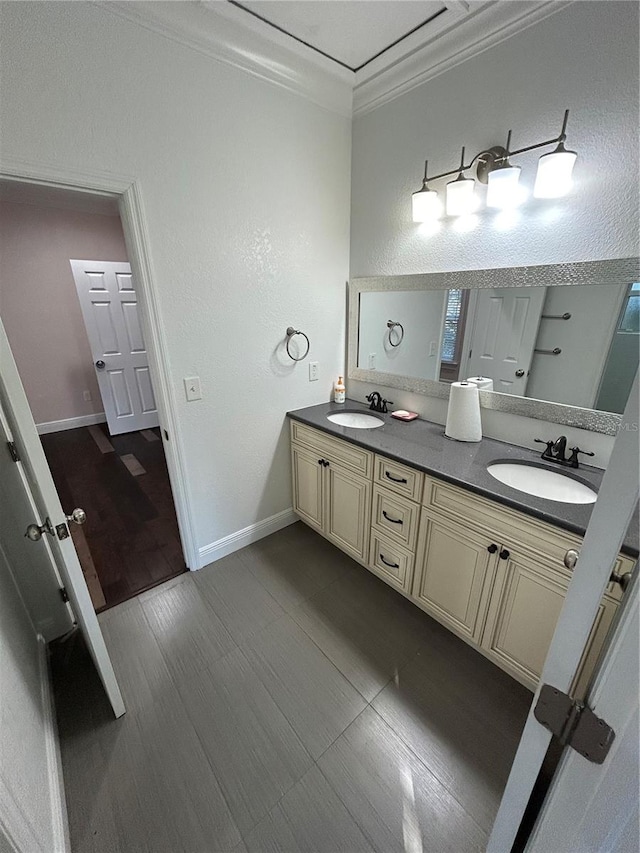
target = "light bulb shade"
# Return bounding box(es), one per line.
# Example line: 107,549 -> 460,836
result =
486,165 -> 522,209
533,148 -> 577,198
446,176 -> 476,216
412,187 -> 440,222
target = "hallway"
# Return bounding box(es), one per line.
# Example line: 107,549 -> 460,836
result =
41,423 -> 185,609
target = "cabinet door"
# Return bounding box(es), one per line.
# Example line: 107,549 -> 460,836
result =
413,511 -> 497,643
324,463 -> 371,561
481,550 -> 569,690
291,443 -> 324,532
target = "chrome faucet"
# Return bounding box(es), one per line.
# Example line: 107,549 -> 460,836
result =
366,391 -> 392,414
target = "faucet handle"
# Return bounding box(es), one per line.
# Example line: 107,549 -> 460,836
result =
567,446 -> 595,468
381,399 -> 393,414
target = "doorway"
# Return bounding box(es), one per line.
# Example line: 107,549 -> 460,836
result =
0,179 -> 187,610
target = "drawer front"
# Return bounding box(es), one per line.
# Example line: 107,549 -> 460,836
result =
290,421 -> 373,478
374,455 -> 423,501
371,484 -> 419,551
369,531 -> 414,593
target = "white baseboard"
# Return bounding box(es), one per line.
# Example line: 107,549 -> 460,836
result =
197,508 -> 297,569
36,413 -> 106,435
38,636 -> 71,853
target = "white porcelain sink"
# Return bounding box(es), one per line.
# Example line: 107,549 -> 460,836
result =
327,411 -> 384,429
487,462 -> 597,504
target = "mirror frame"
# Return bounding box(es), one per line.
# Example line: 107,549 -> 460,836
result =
348,257 -> 640,435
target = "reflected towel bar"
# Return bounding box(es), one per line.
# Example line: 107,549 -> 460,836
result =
534,347 -> 562,355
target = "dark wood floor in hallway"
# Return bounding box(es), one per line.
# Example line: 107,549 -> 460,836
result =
41,423 -> 185,609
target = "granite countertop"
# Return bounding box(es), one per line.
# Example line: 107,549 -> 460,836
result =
287,400 -> 639,558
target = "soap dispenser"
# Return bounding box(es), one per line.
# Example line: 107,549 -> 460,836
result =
334,375 -> 346,403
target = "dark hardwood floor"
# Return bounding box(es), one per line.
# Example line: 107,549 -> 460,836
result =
41,424 -> 185,610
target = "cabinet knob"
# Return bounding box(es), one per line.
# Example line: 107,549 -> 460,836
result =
499,549 -> 510,560
487,543 -> 498,554
563,549 -> 579,570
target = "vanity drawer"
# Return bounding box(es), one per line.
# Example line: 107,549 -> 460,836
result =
369,531 -> 414,593
374,455 -> 423,502
290,421 -> 373,478
371,484 -> 419,551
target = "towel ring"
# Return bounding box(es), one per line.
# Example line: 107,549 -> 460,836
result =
387,320 -> 404,347
285,327 -> 310,361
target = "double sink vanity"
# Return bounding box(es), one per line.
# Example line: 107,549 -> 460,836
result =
287,400 -> 637,697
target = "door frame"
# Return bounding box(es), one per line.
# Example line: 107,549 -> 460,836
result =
0,158 -> 198,570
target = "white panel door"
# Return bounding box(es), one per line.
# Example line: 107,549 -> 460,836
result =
0,320 -> 125,718
71,259 -> 160,435
467,287 -> 545,394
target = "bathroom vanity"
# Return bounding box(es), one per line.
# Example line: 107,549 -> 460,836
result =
288,402 -> 637,696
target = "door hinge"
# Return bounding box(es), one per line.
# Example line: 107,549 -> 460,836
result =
7,441 -> 20,462
534,683 -> 615,764
59,587 -> 69,603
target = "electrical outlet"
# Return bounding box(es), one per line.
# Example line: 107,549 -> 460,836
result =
429,341 -> 437,357
82,390 -> 92,402
308,361 -> 319,382
368,353 -> 376,370
184,376 -> 202,402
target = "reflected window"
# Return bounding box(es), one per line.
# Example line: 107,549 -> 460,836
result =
618,282 -> 640,334
440,289 -> 470,382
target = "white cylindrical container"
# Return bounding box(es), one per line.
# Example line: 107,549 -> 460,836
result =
466,376 -> 494,392
445,381 -> 482,442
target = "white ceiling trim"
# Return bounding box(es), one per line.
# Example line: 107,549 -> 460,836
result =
97,1 -> 574,120
353,0 -> 575,116
98,1 -> 353,116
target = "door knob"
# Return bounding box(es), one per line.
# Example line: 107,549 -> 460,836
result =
95,360 -> 105,369
515,369 -> 525,378
66,508 -> 87,526
25,517 -> 55,541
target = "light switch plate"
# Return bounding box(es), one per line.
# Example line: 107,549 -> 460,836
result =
368,353 -> 376,369
308,362 -> 319,382
184,376 -> 202,401
429,341 -> 437,357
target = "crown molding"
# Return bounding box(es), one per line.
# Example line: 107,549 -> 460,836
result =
96,1 -> 574,121
97,1 -> 353,117
353,0 -> 575,117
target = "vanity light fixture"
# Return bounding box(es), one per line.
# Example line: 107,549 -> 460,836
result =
445,148 -> 477,216
412,109 -> 577,220
411,160 -> 441,221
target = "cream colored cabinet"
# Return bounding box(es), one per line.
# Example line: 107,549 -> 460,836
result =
290,420 -> 635,694
290,422 -> 372,562
413,511 -> 498,644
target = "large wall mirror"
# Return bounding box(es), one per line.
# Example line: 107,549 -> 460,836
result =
348,258 -> 640,434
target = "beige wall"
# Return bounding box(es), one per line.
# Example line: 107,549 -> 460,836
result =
0,201 -> 129,426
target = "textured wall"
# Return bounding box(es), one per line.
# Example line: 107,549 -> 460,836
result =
350,1 -> 639,277
0,201 -> 129,425
0,2 -> 351,557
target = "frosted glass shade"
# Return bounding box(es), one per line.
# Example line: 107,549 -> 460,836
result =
534,148 -> 577,198
446,176 -> 476,216
412,187 -> 441,222
487,165 -> 522,209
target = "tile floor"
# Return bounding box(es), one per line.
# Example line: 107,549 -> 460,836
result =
52,522 -> 532,853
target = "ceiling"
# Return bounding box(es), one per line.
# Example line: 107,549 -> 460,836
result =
229,0 -> 448,71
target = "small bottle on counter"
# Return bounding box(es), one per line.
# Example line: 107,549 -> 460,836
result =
334,375 -> 346,403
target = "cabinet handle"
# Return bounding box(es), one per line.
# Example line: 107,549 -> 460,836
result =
318,459 -> 329,467
499,549 -> 510,560
379,554 -> 400,569
318,459 -> 324,465
385,471 -> 407,484
487,543 -> 498,554
382,510 -> 403,525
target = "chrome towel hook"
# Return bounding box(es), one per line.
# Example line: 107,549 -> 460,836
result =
285,327 -> 310,361
387,320 -> 405,347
